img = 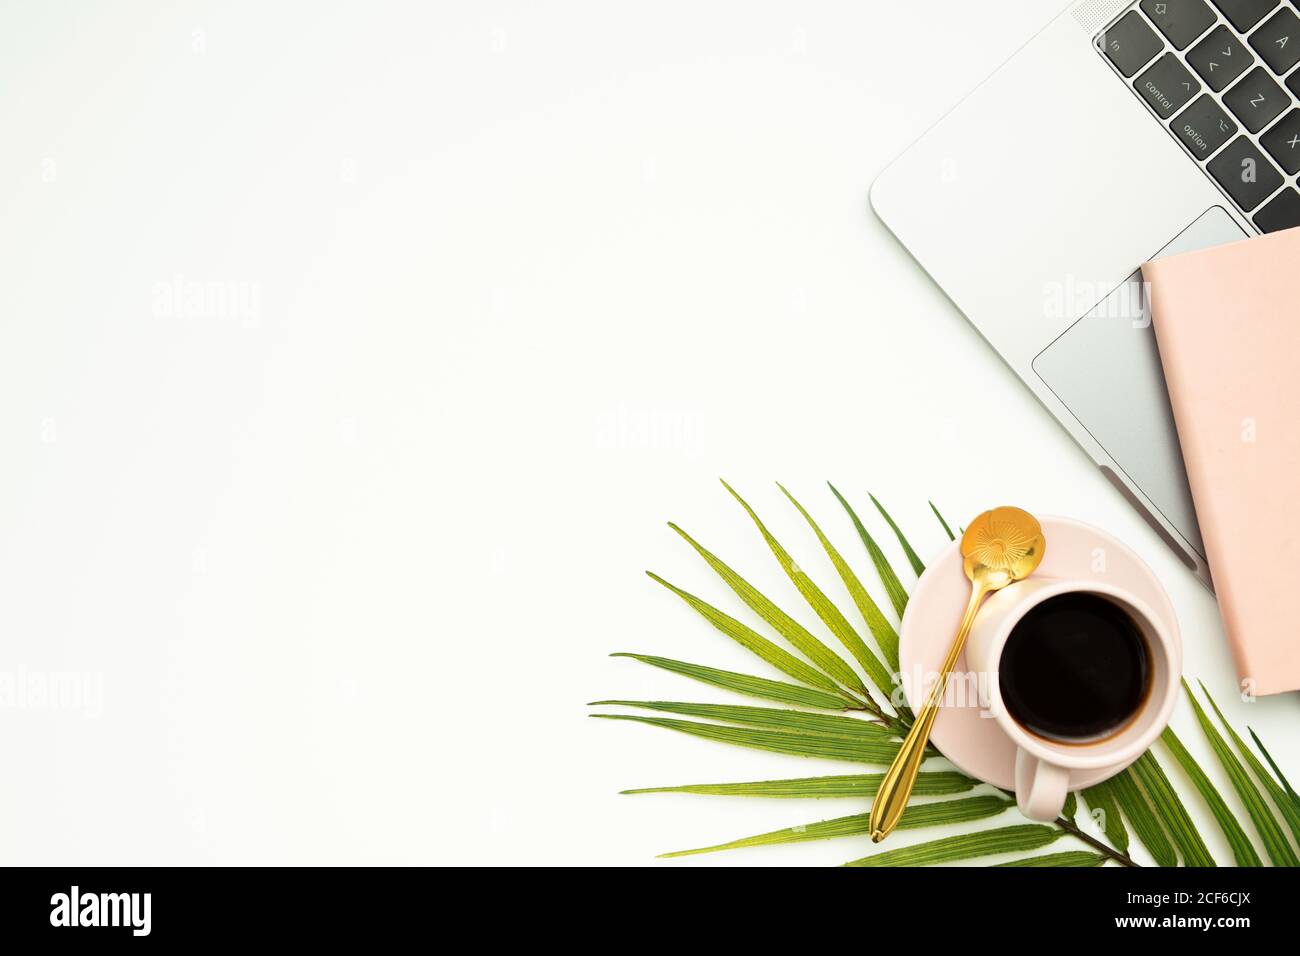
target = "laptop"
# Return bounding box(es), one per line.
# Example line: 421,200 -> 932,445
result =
871,0 -> 1300,587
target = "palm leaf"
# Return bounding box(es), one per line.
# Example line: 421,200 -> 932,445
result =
1081,779 -> 1129,854
590,714 -> 900,763
589,701 -> 895,740
621,771 -> 975,798
843,824 -> 1062,867
1200,685 -> 1300,849
777,483 -> 901,673
667,522 -> 868,695
827,482 -> 909,618
1128,751 -> 1215,866
660,796 -> 1013,858
721,481 -> 892,697
869,493 -> 925,575
929,501 -> 956,541
1251,728 -> 1300,811
646,572 -> 843,693
611,653 -> 851,711
1161,727 -> 1260,867
607,484 -> 1300,867
1184,680 -> 1298,866
995,851 -> 1106,867
1110,768 -> 1177,866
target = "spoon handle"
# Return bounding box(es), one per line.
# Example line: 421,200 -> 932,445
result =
869,584 -> 988,842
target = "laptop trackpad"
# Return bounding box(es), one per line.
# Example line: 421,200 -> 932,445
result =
1032,206 -> 1246,560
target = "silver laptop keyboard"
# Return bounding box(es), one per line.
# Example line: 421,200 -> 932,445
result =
1097,0 -> 1300,233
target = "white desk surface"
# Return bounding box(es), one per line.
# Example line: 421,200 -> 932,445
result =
1,0 -> 1294,864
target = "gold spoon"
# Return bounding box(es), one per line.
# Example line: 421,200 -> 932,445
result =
868,506 -> 1045,842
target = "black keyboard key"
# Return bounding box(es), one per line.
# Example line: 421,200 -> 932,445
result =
1222,67 -> 1288,131
1136,53 -> 1202,117
1260,108 -> 1300,173
1253,187 -> 1300,232
1099,11 -> 1164,77
1187,25 -> 1255,91
1289,66 -> 1300,99
1249,6 -> 1300,75
1142,0 -> 1217,49
1210,0 -> 1279,33
1173,93 -> 1239,158
1208,136 -> 1285,210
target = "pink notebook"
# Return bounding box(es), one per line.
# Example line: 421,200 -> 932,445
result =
1142,225 -> 1300,696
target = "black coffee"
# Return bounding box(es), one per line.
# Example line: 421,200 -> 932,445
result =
998,593 -> 1150,742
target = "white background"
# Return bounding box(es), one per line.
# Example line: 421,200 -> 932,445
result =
0,0 -> 1295,865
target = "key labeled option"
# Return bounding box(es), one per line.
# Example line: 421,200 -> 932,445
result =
1172,94 -> 1238,158
1136,53 -> 1201,118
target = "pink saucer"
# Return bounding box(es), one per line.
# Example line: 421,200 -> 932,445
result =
898,515 -> 1179,791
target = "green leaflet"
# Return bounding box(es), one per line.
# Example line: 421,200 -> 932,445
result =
1201,685 -> 1300,850
929,501 -> 956,541
1161,727 -> 1260,867
995,852 -> 1106,868
610,653 -> 851,710
868,493 -> 925,576
827,482 -> 909,619
660,796 -> 1013,858
666,522 -> 867,695
1251,728 -> 1300,815
1129,751 -> 1215,867
1184,681 -> 1298,867
1111,768 -> 1177,867
646,572 -> 842,693
621,771 -> 975,798
589,701 -> 894,740
1081,780 -> 1129,855
590,713 -> 900,763
1062,791 -> 1077,823
777,483 -> 901,674
720,481 -> 892,699
843,824 -> 1062,867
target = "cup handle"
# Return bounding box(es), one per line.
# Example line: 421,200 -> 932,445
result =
1014,749 -> 1071,822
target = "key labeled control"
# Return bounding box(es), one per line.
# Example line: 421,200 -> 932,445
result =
1136,54 -> 1201,118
